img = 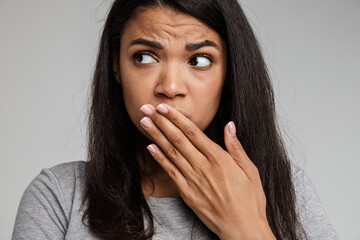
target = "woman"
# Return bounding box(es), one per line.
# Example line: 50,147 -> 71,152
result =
12,0 -> 338,239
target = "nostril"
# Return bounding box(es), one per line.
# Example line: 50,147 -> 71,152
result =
155,91 -> 182,99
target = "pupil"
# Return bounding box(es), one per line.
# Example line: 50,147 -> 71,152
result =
191,57 -> 198,65
136,54 -> 143,62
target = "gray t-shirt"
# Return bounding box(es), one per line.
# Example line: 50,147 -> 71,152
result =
12,161 -> 338,239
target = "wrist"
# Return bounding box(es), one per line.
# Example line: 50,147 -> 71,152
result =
219,220 -> 276,240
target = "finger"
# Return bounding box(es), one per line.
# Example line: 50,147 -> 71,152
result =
155,103 -> 223,159
224,121 -> 259,180
146,143 -> 189,189
139,116 -> 195,179
140,104 -> 206,168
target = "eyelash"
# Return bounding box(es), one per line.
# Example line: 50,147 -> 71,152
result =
132,51 -> 214,66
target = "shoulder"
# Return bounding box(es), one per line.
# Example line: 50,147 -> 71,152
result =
20,160 -> 88,219
290,162 -> 326,207
39,160 -> 87,208
48,160 -> 86,175
289,162 -> 339,239
21,160 -> 87,210
30,160 -> 87,198
45,160 -> 86,183
12,161 -> 88,239
290,162 -> 312,191
24,160 -> 86,190
289,162 -> 323,213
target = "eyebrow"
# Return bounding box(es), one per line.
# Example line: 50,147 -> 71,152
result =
127,38 -> 219,51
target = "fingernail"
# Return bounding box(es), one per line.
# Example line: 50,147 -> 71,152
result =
147,144 -> 157,154
156,104 -> 168,114
140,117 -> 152,129
140,105 -> 153,115
227,121 -> 236,136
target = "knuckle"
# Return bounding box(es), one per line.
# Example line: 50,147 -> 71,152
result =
169,114 -> 180,123
194,156 -> 209,170
155,116 -> 164,127
165,147 -> 178,160
231,141 -> 244,152
184,126 -> 196,137
170,135 -> 184,146
156,154 -> 164,163
208,148 -> 223,163
187,173 -> 200,186
181,189 -> 193,204
168,168 -> 177,179
152,129 -> 162,138
195,161 -> 211,178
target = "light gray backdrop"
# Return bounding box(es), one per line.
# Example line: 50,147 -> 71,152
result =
0,0 -> 359,239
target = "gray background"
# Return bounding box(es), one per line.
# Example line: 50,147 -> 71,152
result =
0,0 -> 359,239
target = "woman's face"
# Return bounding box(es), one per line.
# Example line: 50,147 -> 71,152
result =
114,6 -> 227,140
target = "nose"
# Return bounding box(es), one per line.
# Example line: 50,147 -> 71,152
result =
154,62 -> 187,99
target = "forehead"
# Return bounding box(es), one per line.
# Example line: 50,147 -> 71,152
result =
122,6 -> 220,42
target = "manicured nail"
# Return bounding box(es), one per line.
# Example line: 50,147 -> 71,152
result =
147,144 -> 157,154
140,105 -> 153,115
140,117 -> 152,129
156,104 -> 168,115
227,121 -> 236,136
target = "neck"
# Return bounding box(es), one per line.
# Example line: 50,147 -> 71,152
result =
136,136 -> 180,198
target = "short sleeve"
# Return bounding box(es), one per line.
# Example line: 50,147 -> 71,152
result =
12,168 -> 68,240
291,164 -> 339,240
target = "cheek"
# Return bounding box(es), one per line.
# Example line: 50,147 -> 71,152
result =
122,85 -> 154,141
118,51 -> 225,136
119,59 -> 148,117
119,69 -> 156,140
191,80 -> 224,131
122,82 -> 148,123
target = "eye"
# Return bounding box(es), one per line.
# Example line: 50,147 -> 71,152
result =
188,54 -> 213,68
133,52 -> 158,64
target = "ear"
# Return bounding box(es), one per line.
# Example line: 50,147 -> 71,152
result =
112,57 -> 121,85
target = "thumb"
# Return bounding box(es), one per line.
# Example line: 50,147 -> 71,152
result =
224,122 -> 258,179
224,121 -> 246,166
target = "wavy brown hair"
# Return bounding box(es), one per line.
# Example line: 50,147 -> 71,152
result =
82,0 -> 308,239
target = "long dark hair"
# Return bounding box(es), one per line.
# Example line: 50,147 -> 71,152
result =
83,0 -> 308,239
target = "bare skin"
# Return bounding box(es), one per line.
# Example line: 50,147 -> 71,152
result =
113,6 -> 227,197
113,6 -> 275,240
